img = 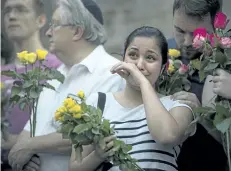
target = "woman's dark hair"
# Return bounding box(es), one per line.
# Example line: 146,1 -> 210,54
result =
123,26 -> 168,65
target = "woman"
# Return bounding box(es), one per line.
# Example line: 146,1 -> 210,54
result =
69,26 -> 196,171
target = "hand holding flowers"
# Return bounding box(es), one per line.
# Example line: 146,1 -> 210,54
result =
55,91 -> 144,171
192,12 -> 231,169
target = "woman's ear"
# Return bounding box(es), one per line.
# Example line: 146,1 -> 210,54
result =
73,27 -> 84,41
37,14 -> 47,29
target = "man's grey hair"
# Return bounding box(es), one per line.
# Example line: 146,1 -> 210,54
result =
58,0 -> 107,45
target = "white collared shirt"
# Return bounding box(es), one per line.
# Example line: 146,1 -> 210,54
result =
24,45 -> 125,171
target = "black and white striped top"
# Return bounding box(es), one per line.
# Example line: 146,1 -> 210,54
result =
87,93 -> 196,171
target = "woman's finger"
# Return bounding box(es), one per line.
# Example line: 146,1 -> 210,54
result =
104,135 -> 116,143
105,141 -> 114,151
116,70 -> 129,79
110,62 -> 123,73
30,156 -> 40,165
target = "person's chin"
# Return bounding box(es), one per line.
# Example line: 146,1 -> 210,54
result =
49,44 -> 56,54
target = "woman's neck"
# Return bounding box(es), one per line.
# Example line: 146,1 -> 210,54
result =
115,83 -> 143,108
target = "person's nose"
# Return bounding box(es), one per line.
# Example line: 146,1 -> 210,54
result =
136,57 -> 145,71
184,33 -> 193,47
46,27 -> 52,38
8,9 -> 17,21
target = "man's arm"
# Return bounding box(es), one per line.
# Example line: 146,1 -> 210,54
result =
17,130 -> 72,155
1,133 -> 18,150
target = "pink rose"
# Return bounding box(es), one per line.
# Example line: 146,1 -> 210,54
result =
220,37 -> 231,48
209,33 -> 222,47
214,12 -> 230,29
179,64 -> 189,75
193,28 -> 208,38
193,35 -> 205,49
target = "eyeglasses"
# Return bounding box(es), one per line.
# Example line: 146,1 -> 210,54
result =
49,22 -> 75,31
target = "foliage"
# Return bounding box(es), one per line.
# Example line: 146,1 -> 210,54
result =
55,91 -> 144,171
192,12 -> 231,169
156,49 -> 192,95
1,50 -> 64,137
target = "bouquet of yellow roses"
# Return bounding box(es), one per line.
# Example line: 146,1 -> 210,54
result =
156,49 -> 192,95
55,91 -> 144,171
1,50 -> 64,137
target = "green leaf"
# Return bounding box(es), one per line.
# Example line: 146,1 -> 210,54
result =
200,59 -> 210,70
213,113 -> 226,125
214,50 -> 227,65
23,81 -> 33,89
43,83 -> 56,91
225,48 -> 231,60
204,62 -> 219,71
11,86 -> 21,97
199,70 -> 206,82
9,95 -> 20,105
61,123 -> 75,134
73,123 -> 92,134
92,127 -> 100,134
216,104 -> 230,117
193,106 -> 214,114
29,86 -> 40,99
1,70 -> 22,79
48,68 -> 65,83
215,118 -> 231,134
19,99 -> 28,111
191,59 -> 201,70
103,119 -> 110,130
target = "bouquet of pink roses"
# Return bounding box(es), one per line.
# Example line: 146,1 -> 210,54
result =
192,12 -> 231,169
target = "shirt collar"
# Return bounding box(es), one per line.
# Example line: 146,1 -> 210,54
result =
80,45 -> 106,73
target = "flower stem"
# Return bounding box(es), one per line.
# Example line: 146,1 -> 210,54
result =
226,129 -> 231,171
32,99 -> 36,137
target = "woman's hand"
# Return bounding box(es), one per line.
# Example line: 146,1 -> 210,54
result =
111,62 -> 148,87
94,135 -> 117,160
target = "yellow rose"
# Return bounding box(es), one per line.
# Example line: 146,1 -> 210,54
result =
69,104 -> 81,113
36,49 -> 48,60
73,113 -> 82,119
25,53 -> 37,64
168,49 -> 181,58
57,106 -> 67,113
54,111 -> 62,121
168,64 -> 175,73
63,97 -> 76,109
0,82 -> 5,89
17,51 -> 28,63
77,90 -> 85,99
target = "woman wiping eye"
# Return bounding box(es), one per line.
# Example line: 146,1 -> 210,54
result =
69,26 -> 196,171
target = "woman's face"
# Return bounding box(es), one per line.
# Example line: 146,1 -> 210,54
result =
124,36 -> 163,86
